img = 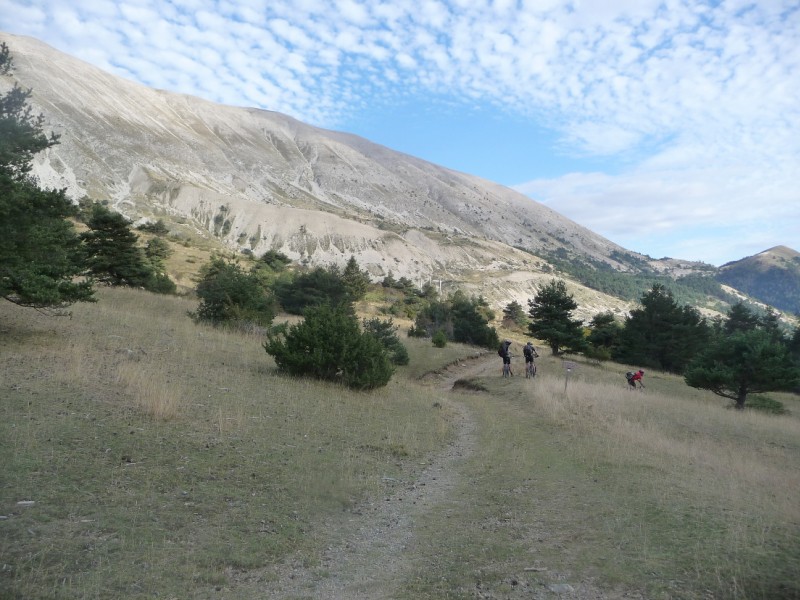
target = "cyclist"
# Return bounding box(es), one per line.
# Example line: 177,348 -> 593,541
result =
499,339 -> 513,377
627,369 -> 645,390
523,341 -> 539,378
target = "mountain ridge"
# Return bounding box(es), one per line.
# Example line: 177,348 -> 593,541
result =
2,31 -> 795,319
717,246 -> 800,314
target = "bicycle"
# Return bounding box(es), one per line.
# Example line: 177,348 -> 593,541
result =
525,360 -> 537,379
502,355 -> 513,378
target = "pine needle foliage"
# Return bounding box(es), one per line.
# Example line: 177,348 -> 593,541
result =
264,303 -> 394,390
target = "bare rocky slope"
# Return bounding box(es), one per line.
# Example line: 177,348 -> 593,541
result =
0,32 -> 692,317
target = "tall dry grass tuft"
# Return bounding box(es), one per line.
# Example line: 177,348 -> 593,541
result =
115,360 -> 188,420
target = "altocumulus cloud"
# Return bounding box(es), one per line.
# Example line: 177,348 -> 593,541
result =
0,0 -> 798,264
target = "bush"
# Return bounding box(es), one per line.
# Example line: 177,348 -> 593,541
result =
432,330 -> 448,348
137,219 -> 169,235
80,203 -> 154,288
412,291 -> 498,350
362,317 -> 410,365
408,324 -> 427,338
273,266 -> 350,315
583,345 -> 612,362
264,303 -> 394,390
144,271 -> 178,295
192,257 -> 275,328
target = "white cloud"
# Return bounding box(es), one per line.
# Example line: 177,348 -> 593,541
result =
0,0 -> 797,263
516,158 -> 800,265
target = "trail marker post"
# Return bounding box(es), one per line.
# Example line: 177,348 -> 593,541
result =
563,361 -> 577,394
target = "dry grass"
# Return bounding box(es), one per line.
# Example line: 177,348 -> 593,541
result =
0,287 -> 473,599
2,289 -> 798,599
403,353 -> 800,599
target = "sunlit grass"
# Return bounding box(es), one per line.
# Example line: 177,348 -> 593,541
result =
404,354 -> 800,599
2,288 -> 798,599
0,287 -> 458,598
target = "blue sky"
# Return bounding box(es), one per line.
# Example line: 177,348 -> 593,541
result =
2,0 -> 798,266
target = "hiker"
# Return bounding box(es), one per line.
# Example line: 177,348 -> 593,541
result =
499,339 -> 513,376
627,369 -> 645,390
523,341 -> 538,377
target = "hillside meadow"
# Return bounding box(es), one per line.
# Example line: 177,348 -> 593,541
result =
1,287 -> 799,599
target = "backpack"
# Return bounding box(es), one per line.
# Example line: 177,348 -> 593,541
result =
523,345 -> 533,359
625,371 -> 634,381
498,345 -> 505,358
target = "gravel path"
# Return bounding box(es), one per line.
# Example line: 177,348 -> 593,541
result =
255,355 -> 489,599
253,356 -> 638,599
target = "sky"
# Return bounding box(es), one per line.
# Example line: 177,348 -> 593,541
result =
1,0 -> 798,266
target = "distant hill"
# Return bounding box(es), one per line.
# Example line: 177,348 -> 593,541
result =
716,246 -> 800,314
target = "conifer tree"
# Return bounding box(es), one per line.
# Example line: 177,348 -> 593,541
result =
342,255 -> 370,301
685,328 -> 799,409
615,284 -> 709,372
80,204 -> 152,287
273,266 -> 350,315
264,303 -> 393,389
0,42 -> 93,308
502,300 -> 526,326
527,279 -> 586,355
724,301 -> 760,334
193,257 -> 275,327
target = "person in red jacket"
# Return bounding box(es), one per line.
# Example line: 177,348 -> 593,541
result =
628,369 -> 645,390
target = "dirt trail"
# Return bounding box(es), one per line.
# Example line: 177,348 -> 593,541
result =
256,354 -> 493,599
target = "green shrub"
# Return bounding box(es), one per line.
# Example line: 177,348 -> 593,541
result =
137,219 -> 169,235
192,257 -> 275,328
412,291 -> 498,350
144,271 -> 178,295
362,317 -> 410,365
80,203 -> 154,288
432,330 -> 448,348
408,324 -> 427,338
583,345 -> 612,362
264,303 -> 394,390
145,237 -> 172,265
272,266 -> 350,315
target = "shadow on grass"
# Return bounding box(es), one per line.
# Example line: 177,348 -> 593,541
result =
452,377 -> 489,392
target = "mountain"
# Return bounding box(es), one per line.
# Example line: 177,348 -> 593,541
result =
0,32 -> 788,320
717,246 -> 800,315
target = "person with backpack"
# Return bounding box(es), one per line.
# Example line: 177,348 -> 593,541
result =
523,341 -> 538,378
498,339 -> 513,377
626,369 -> 645,390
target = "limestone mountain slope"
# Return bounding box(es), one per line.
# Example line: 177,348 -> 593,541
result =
2,31 -> 654,316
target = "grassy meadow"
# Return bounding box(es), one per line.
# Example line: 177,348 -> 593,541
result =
1,287 -> 799,599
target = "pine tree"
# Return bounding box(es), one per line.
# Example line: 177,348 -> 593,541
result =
615,284 -> 709,373
527,279 -> 586,355
264,303 -> 393,390
273,266 -> 351,315
342,255 -> 370,301
502,300 -> 526,326
0,42 -> 93,308
685,328 -> 800,409
586,311 -> 622,359
362,317 -> 410,365
724,302 -> 760,334
193,257 -> 275,327
80,204 -> 152,287
450,291 -> 499,349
